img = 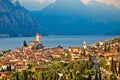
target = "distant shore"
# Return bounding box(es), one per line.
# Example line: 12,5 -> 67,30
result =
0,34 -> 9,38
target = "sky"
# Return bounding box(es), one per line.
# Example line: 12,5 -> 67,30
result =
18,0 -> 120,11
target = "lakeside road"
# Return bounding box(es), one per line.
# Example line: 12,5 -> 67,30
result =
101,69 -> 120,80
93,56 -> 99,69
93,55 -> 120,80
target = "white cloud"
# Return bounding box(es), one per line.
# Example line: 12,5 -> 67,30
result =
19,0 -> 55,11
95,0 -> 120,9
81,0 -> 90,4
18,0 -> 120,10
81,0 -> 120,9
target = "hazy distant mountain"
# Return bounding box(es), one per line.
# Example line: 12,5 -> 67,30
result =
31,0 -> 120,35
0,0 -> 41,37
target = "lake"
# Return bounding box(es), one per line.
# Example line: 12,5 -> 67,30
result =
0,35 -> 119,52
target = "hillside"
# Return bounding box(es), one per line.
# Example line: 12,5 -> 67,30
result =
0,0 -> 41,37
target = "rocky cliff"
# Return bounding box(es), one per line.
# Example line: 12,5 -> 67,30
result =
0,0 -> 41,37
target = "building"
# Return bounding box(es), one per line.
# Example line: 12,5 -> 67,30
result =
83,41 -> 87,49
68,47 -> 84,53
22,34 -> 44,52
36,34 -> 41,43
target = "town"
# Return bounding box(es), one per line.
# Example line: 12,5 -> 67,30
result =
0,34 -> 120,80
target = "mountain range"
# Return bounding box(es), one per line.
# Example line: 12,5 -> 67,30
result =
0,0 -> 120,37
31,0 -> 120,35
0,0 -> 41,37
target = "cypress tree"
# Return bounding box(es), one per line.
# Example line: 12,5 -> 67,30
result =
69,72 -> 73,79
88,72 -> 91,80
99,70 -> 102,80
7,64 -> 11,71
111,57 -> 115,73
114,61 -> 117,74
117,46 -> 120,52
16,70 -> 19,80
42,72 -> 45,80
23,40 -> 27,47
55,72 -> 59,80
89,55 -> 94,69
86,61 -> 89,69
104,43 -> 107,52
107,43 -> 111,52
23,70 -> 28,80
95,70 -> 98,80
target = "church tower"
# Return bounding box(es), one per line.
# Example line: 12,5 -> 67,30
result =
36,34 -> 41,43
83,41 -> 87,49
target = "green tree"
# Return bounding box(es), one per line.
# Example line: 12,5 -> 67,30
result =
117,46 -> 120,53
54,72 -> 59,80
99,70 -> 102,80
10,73 -> 16,80
98,57 -> 106,68
104,43 -> 107,52
111,57 -> 115,73
114,61 -> 117,74
42,72 -> 45,80
7,64 -> 11,71
69,72 -> 73,80
23,70 -> 28,80
95,70 -> 98,80
88,55 -> 94,69
23,40 -> 28,47
16,70 -> 19,80
110,74 -> 117,80
88,72 -> 91,80
118,62 -> 120,75
107,43 -> 111,52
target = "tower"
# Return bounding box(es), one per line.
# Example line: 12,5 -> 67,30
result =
83,41 -> 87,49
36,34 -> 41,43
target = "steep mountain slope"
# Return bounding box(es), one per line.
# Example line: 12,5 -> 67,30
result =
31,0 -> 120,35
0,0 -> 41,37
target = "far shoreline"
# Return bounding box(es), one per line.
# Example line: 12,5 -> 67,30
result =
0,34 -> 119,38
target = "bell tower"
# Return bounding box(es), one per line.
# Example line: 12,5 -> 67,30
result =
36,34 -> 41,43
83,41 -> 87,49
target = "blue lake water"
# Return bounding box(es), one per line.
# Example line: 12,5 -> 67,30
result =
0,35 -> 119,52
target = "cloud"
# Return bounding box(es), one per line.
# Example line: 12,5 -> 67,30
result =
81,0 -> 120,9
81,0 -> 90,4
95,0 -> 120,9
19,0 -> 55,11
19,0 -> 120,11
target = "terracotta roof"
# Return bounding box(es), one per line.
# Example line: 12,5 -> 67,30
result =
69,46 -> 84,49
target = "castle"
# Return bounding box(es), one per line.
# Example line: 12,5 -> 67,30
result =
22,34 -> 44,52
